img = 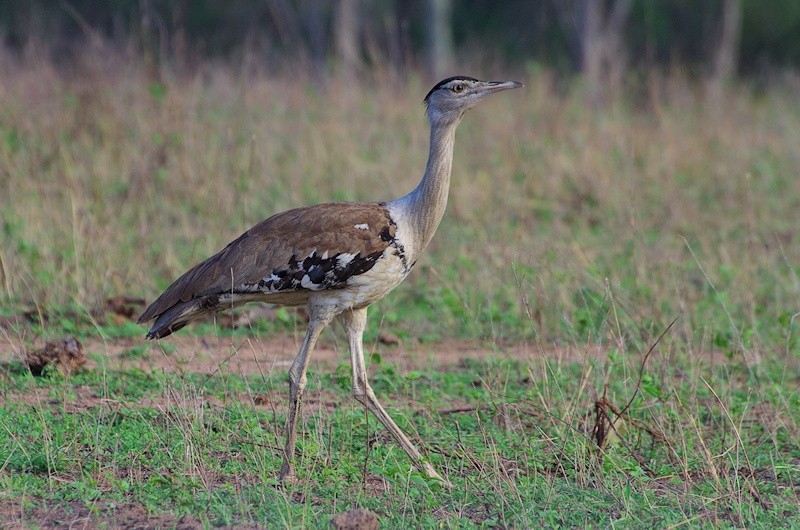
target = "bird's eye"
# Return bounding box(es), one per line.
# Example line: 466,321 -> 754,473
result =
452,84 -> 464,93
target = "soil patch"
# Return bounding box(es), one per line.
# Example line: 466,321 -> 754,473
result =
55,335 -> 609,375
2,332 -> 730,379
0,499 -> 218,530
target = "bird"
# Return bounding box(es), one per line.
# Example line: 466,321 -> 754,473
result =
138,76 -> 522,485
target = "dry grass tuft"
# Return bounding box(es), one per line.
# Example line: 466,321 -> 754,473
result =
1,48 -> 799,354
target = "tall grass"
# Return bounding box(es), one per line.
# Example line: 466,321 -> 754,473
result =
1,49 -> 799,355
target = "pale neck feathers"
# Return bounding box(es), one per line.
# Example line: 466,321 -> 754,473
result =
388,118 -> 460,264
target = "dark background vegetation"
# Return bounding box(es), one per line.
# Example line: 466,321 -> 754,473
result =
2,0 -> 799,83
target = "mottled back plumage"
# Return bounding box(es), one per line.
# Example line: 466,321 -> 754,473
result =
138,202 -> 398,337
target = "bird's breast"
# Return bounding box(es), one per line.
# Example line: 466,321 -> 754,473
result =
331,243 -> 411,309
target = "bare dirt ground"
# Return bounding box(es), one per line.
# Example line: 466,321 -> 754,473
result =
2,331 -> 609,377
1,332 -> 612,413
0,500 -> 216,530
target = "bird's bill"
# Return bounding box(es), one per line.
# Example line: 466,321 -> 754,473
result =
483,80 -> 524,93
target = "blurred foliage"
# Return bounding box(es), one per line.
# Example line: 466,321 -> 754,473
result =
0,0 -> 798,77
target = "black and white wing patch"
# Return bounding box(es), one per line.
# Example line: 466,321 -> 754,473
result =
248,248 -> 386,294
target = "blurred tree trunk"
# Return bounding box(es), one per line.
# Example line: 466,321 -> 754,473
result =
334,0 -> 362,79
585,0 -> 632,102
301,0 -> 326,78
266,0 -> 327,82
562,0 -> 633,104
170,2 -> 189,77
139,0 -> 162,83
426,0 -> 454,79
708,0 -> 742,97
265,0 -> 303,64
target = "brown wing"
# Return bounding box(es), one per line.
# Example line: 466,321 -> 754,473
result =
138,202 -> 396,323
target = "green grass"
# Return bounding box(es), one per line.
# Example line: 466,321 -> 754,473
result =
1,348 -> 797,528
1,51 -> 799,526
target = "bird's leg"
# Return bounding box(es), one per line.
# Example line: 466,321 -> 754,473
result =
337,307 -> 449,485
279,306 -> 335,483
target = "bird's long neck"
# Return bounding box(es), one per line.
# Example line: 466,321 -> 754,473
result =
389,117 -> 460,263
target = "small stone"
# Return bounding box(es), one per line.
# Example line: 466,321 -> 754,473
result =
105,296 -> 145,320
26,337 -> 87,376
330,508 -> 379,530
378,331 -> 401,346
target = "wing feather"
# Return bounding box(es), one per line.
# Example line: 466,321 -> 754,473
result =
138,202 -> 396,323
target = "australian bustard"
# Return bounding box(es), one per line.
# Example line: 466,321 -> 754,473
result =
138,76 -> 522,484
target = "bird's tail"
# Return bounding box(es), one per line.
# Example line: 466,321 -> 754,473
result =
140,297 -> 217,339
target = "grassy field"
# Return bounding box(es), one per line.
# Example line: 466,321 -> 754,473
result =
1,52 -> 799,528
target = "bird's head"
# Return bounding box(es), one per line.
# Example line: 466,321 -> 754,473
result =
424,76 -> 522,125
